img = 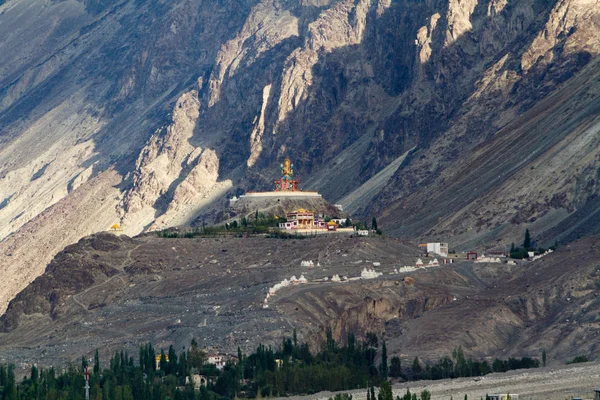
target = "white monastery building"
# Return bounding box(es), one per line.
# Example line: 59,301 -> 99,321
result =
419,242 -> 449,257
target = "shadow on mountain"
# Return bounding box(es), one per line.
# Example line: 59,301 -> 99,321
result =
196,0 -> 600,247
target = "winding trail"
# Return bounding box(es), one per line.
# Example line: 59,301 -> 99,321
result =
72,243 -> 143,310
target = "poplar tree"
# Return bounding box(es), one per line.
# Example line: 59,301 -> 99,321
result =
523,229 -> 531,249
378,381 -> 393,400
542,349 -> 547,367
94,349 -> 100,376
390,356 -> 402,378
380,340 -> 388,379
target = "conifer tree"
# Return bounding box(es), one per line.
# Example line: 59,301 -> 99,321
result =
412,357 -> 422,378
523,229 -> 531,249
94,349 -> 100,376
378,380 -> 393,400
390,356 -> 402,378
160,350 -> 168,374
30,365 -> 38,384
168,345 -> 178,375
542,349 -> 547,367
293,328 -> 298,349
380,340 -> 388,379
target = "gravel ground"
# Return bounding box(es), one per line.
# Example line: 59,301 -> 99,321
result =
279,362 -> 600,400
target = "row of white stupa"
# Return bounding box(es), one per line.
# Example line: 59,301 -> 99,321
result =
270,275 -> 308,293
262,257 -> 448,308
262,268 -> 384,308
263,275 -> 309,308
474,256 -> 502,263
301,260 -> 321,268
415,258 -> 439,267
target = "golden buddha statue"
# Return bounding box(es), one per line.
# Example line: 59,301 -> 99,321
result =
275,157 -> 299,191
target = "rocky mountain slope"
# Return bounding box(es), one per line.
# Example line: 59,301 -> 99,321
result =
1,233 -> 599,369
0,0 -> 599,313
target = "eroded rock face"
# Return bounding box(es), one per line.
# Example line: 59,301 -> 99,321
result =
1,0 -> 600,313
121,90 -> 201,221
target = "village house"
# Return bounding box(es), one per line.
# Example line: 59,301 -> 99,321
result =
205,349 -> 238,370
419,242 -> 449,257
330,218 -> 348,225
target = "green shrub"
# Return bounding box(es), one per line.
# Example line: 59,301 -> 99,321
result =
566,355 -> 589,364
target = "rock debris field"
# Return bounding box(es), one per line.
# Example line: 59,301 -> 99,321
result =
0,233 -> 421,369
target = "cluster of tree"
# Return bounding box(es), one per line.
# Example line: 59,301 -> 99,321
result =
156,223 -> 272,239
0,332 -> 540,400
510,229 -> 557,259
225,330 -> 385,397
394,346 -> 540,381
367,382 -> 431,400
156,215 -> 362,239
566,355 -> 589,365
371,217 -> 382,235
349,217 -> 382,235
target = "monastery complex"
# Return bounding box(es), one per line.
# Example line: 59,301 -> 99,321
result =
240,158 -> 355,235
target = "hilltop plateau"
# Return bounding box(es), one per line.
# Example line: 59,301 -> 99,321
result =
219,193 -> 346,225
1,232 -> 599,371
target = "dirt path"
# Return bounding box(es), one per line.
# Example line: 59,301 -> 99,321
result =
72,243 -> 143,310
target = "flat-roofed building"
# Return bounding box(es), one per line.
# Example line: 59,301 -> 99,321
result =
418,242 -> 449,257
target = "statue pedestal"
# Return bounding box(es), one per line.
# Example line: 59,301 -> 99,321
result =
242,192 -> 322,199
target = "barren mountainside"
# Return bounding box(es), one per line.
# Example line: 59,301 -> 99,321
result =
1,233 -> 599,369
0,0 -> 599,313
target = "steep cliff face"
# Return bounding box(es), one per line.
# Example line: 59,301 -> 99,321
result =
119,89 -> 232,235
0,0 -> 599,312
368,0 -> 600,249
